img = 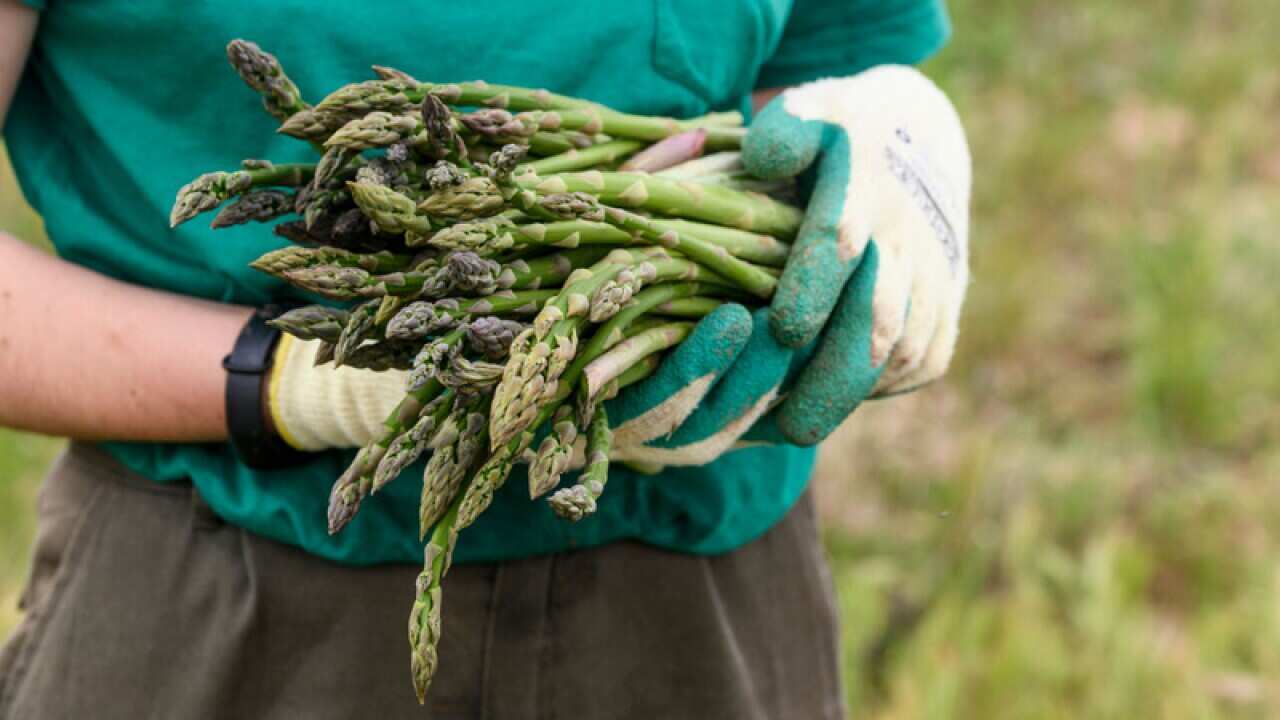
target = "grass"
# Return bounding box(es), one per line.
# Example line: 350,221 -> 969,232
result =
2,1 -> 1279,716
812,0 -> 1280,717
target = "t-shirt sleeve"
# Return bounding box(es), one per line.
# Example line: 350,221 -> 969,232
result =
757,0 -> 951,89
17,0 -> 46,9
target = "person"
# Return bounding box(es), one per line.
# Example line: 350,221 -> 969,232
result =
0,0 -> 970,717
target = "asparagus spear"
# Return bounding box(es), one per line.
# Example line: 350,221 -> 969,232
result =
547,405 -> 612,521
410,491 -> 461,704
268,305 -> 350,342
522,140 -> 645,175
210,189 -> 294,229
225,39 -> 310,122
283,78 -> 742,147
508,188 -> 779,299
251,245 -> 413,276
333,299 -> 380,367
372,391 -> 454,491
488,249 -> 657,449
170,163 -> 313,227
581,322 -> 694,399
515,169 -> 803,238
649,296 -> 728,318
326,361 -> 454,535
527,405 -> 579,499
418,399 -> 488,534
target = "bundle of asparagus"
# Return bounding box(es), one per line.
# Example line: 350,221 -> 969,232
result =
173,40 -> 803,702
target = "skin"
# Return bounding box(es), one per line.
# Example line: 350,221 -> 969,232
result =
0,0 -> 252,442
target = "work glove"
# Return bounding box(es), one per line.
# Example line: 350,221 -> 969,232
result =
266,334 -> 408,450
746,65 -> 971,444
608,65 -> 971,463
602,304 -> 795,466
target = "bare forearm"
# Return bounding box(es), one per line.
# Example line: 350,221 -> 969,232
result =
0,233 -> 252,442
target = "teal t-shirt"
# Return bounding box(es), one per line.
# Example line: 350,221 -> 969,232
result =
7,0 -> 949,565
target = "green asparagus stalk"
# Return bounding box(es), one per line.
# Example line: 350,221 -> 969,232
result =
410,493 -> 460,704
282,78 -> 594,143
314,340 -> 337,366
523,140 -> 645,176
508,187 -> 779,299
284,77 -> 742,147
419,94 -> 469,162
547,405 -> 612,521
565,282 -> 720,378
332,299 -> 380,366
281,251 -> 504,301
528,405 -> 579,499
464,316 -> 526,359
384,290 -> 553,341
268,305 -> 350,342
371,65 -> 419,84
582,322 -> 694,399
341,340 -> 419,371
374,295 -> 406,327
417,177 -> 507,220
649,296 -> 728,318
372,391 -> 454,491
594,204 -> 777,299
611,352 -> 663,388
418,400 -> 488,534
210,189 -> 294,229
225,39 -> 310,122
251,245 -> 414,276
170,163 -> 314,227
327,353 -> 456,535
325,111 -> 422,152
425,217 -> 788,268
455,295 -> 670,530
526,130 -> 593,156
488,249 -> 657,449
515,169 -> 803,238
348,181 -> 438,235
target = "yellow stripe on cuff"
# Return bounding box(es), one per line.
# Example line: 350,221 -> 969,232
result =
268,333 -> 306,451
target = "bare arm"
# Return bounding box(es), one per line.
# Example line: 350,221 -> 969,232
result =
0,1 -> 252,442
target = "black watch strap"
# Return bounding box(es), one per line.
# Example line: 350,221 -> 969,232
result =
223,303 -> 309,469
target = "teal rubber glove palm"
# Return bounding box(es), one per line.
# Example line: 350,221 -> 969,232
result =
743,65 -> 973,445
602,305 -> 796,466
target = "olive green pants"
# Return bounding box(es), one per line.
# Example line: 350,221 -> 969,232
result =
0,443 -> 845,719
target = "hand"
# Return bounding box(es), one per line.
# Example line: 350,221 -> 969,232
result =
603,304 -> 799,466
742,65 -> 973,445
266,332 -> 408,450
606,66 -> 972,463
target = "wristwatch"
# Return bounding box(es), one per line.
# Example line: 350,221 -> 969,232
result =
222,303 -> 310,469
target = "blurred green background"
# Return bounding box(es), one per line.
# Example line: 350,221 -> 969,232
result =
2,1 -> 1279,717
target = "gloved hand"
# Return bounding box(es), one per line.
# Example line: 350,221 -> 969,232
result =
742,64 -> 972,445
603,305 -> 797,466
266,333 -> 408,450
607,65 -> 971,464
